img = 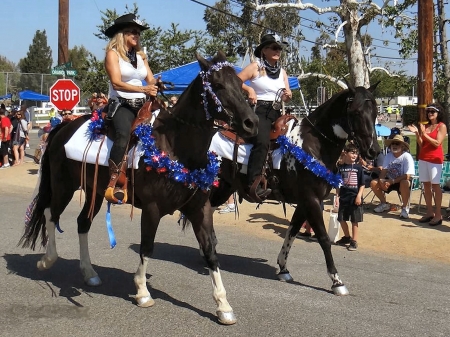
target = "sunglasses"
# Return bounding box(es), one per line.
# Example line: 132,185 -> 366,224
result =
426,110 -> 437,114
125,29 -> 141,36
268,45 -> 282,51
391,142 -> 402,146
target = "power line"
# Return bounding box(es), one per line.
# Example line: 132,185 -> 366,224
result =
188,0 -> 417,62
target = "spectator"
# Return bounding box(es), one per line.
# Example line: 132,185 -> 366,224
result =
334,143 -> 365,251
0,108 -> 12,168
408,103 -> 447,226
169,96 -> 178,107
8,109 -> 18,163
370,134 -> 415,219
91,93 -> 108,112
218,194 -> 236,214
11,110 -> 29,166
359,152 -> 385,188
21,104 -> 31,149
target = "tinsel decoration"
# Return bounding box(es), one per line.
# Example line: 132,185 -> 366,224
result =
276,135 -> 342,188
87,111 -> 105,140
133,124 -> 221,191
199,61 -> 234,120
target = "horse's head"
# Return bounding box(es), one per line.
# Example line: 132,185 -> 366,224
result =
344,82 -> 381,159
196,52 -> 258,138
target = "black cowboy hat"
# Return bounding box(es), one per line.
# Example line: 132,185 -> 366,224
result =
254,33 -> 289,58
104,13 -> 149,38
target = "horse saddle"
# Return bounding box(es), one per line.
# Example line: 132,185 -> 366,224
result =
219,114 -> 298,144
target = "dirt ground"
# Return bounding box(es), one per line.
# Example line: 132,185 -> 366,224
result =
3,160 -> 450,265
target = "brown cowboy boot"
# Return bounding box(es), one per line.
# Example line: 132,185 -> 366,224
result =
105,159 -> 128,204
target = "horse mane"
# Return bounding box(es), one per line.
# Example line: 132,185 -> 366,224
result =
308,89 -> 349,122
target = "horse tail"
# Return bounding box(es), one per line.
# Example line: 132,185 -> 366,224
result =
18,124 -> 64,250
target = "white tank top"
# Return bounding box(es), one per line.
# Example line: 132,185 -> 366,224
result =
249,62 -> 285,101
108,50 -> 147,99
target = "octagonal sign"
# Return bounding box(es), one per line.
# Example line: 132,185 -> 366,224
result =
50,79 -> 80,111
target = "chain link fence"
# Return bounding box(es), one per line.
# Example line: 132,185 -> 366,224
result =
0,72 -> 101,108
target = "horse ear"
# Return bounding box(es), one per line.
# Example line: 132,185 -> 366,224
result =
343,78 -> 355,93
216,50 -> 227,62
368,81 -> 381,93
196,53 -> 210,72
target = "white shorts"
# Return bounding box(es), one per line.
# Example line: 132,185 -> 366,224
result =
418,160 -> 442,184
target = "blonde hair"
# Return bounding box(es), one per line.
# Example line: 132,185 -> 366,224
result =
105,28 -> 146,62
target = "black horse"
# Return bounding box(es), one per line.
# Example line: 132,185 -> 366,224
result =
19,52 -> 258,325
210,83 -> 380,295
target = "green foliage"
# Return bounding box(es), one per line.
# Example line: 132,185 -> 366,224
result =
402,105 -> 418,126
17,30 -> 53,92
204,0 -> 301,59
370,71 -> 416,101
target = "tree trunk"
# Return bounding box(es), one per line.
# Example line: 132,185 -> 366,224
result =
342,16 -> 370,88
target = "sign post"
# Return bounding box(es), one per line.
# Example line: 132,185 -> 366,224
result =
49,79 -> 80,111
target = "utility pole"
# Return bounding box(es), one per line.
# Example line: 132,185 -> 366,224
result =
417,0 -> 434,123
58,0 -> 69,66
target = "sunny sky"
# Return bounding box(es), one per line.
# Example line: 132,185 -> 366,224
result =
1,0 -> 422,75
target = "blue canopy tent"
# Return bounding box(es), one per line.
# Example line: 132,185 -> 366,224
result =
154,61 -> 299,95
19,90 -> 50,101
0,93 -> 12,100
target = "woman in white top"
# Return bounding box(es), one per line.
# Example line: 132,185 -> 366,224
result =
238,34 -> 292,199
104,13 -> 158,203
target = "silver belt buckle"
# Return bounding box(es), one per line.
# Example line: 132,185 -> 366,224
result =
272,101 -> 282,110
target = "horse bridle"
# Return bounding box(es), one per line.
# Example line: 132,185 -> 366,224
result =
199,62 -> 235,123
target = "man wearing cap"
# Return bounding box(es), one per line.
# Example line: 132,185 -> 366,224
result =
103,13 -> 158,204
370,134 -> 415,218
238,33 -> 292,201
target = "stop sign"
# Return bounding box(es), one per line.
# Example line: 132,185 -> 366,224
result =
50,79 -> 80,111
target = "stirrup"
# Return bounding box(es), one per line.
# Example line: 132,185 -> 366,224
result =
248,178 -> 271,203
105,159 -> 128,204
105,186 -> 128,204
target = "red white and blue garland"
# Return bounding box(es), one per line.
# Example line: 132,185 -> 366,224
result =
87,111 -> 105,140
87,114 -> 221,192
276,135 -> 342,188
133,124 -> 221,191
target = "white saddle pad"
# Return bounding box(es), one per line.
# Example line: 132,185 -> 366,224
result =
208,132 -> 283,170
64,119 -> 143,169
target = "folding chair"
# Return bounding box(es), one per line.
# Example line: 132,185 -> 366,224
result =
418,161 -> 450,212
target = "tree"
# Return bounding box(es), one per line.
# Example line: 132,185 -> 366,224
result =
17,30 -> 52,92
96,5 -> 210,73
249,0 -> 411,88
204,0 -> 301,60
0,55 -> 18,97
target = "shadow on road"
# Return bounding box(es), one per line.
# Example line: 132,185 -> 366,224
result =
129,242 -> 277,280
3,253 -> 134,303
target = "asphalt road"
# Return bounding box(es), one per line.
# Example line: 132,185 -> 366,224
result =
1,129 -> 449,337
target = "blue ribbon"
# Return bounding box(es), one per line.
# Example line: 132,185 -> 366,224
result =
55,221 -> 64,233
105,202 -> 117,249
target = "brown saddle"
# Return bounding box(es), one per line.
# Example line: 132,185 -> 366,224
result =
219,114 -> 298,144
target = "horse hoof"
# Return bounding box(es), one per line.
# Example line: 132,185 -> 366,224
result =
85,276 -> 102,287
277,271 -> 293,282
217,311 -> 237,325
37,258 -> 56,271
137,296 -> 155,308
332,284 -> 349,296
